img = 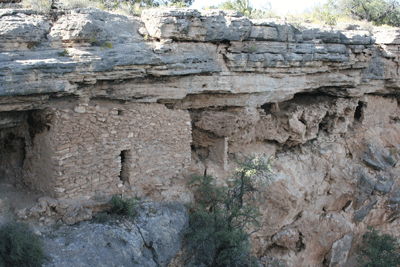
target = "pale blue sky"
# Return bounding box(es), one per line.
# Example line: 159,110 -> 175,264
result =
191,0 -> 326,14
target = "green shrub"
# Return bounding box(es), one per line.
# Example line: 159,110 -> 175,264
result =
109,195 -> 137,217
341,0 -> 400,26
0,222 -> 45,267
311,0 -> 340,25
186,156 -> 274,267
248,4 -> 280,19
100,42 -> 113,51
166,1 -> 188,7
93,213 -> 108,223
58,50 -> 69,57
358,227 -> 400,267
210,0 -> 253,17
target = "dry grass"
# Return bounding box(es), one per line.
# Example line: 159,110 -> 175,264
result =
17,0 -> 397,32
338,17 -> 374,28
114,2 -> 144,16
21,0 -> 105,12
21,0 -> 51,13
58,0 -> 103,9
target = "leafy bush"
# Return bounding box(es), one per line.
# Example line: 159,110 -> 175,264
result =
358,227 -> 400,267
341,0 -> 400,26
109,195 -> 137,217
216,0 -> 253,16
186,156 -> 274,267
312,0 -> 341,25
249,8 -> 281,19
58,50 -> 70,57
0,222 -> 45,267
93,213 -> 108,223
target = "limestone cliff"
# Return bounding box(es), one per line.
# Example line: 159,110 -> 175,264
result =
2,7 -> 400,266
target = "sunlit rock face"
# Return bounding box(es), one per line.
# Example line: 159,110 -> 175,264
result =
2,7 -> 400,266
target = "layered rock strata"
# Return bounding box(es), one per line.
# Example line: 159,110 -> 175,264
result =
2,7 -> 400,266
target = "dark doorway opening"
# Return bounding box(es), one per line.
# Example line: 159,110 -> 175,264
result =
354,101 -> 364,121
119,150 -> 129,183
27,110 -> 52,140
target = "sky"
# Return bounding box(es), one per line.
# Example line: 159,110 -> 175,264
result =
191,0 -> 326,14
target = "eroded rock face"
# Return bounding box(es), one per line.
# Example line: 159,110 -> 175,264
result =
191,95 -> 359,148
42,202 -> 188,267
0,9 -> 51,51
191,95 -> 400,266
327,233 -> 354,267
1,8 -> 400,111
141,9 -> 251,41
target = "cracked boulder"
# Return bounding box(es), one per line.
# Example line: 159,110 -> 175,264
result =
0,9 -> 51,51
42,202 -> 188,267
271,229 -> 300,250
254,96 -> 358,146
194,107 -> 260,137
141,8 -> 251,41
326,233 -> 354,267
47,8 -> 144,44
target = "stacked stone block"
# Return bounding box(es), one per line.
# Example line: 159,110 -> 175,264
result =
44,103 -> 191,200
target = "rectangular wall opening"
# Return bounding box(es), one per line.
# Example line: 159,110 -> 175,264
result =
354,101 -> 364,121
119,150 -> 129,184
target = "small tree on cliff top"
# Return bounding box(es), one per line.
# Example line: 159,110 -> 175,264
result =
186,156 -> 274,267
340,0 -> 400,26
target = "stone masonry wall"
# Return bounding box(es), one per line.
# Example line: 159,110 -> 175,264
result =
42,103 -> 191,200
24,129 -> 56,197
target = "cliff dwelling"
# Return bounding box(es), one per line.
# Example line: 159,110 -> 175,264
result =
0,103 -> 192,200
3,6 -> 400,266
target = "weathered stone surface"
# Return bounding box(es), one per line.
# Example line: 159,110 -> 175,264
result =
195,107 -> 259,137
271,229 -> 300,250
29,203 -> 47,215
249,25 -> 278,41
15,207 -> 27,219
134,202 -> 189,267
300,24 -> 343,43
190,95 -> 358,147
375,179 -> 394,194
47,8 -> 144,44
0,198 -> 4,212
0,9 -> 51,51
38,196 -> 58,207
42,202 -> 188,267
251,19 -> 301,43
141,8 -> 251,41
62,206 -> 92,225
1,8 -> 399,111
341,30 -> 372,45
327,233 -> 354,267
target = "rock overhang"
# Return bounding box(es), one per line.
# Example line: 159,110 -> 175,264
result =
1,7 -> 399,112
